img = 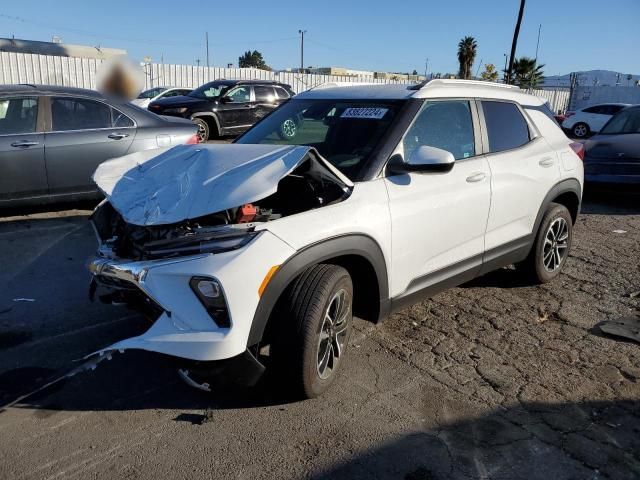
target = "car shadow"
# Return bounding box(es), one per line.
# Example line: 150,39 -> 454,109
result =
581,187 -> 640,215
460,267 -> 532,289
309,399 -> 640,479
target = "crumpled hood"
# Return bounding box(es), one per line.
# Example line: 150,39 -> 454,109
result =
93,144 -> 351,226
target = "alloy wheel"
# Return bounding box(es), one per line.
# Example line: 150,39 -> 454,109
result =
543,217 -> 569,272
573,124 -> 587,138
281,119 -> 296,138
316,288 -> 351,380
196,121 -> 208,143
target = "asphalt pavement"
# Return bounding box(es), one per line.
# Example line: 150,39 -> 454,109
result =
0,190 -> 638,480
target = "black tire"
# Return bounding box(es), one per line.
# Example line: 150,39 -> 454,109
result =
519,203 -> 573,284
572,122 -> 589,138
193,118 -> 210,143
271,264 -> 353,399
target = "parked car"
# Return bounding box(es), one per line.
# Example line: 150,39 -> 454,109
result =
562,103 -> 631,138
148,79 -> 295,142
0,84 -> 198,207
131,86 -> 193,109
87,80 -> 583,398
583,105 -> 640,185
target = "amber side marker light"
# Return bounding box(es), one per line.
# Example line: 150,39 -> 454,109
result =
259,265 -> 280,297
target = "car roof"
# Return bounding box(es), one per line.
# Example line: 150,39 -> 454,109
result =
0,84 -> 105,98
583,103 -> 633,108
295,79 -> 545,106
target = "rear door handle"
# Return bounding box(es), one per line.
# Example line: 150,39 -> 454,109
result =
466,172 -> 486,183
11,141 -> 39,148
108,133 -> 129,140
539,157 -> 555,167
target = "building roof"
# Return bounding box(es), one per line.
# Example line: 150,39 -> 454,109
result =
0,38 -> 126,59
296,79 -> 545,106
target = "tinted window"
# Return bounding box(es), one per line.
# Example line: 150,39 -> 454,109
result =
274,87 -> 290,99
600,109 -> 640,134
51,98 -> 133,131
189,82 -> 229,99
254,86 -> 276,102
403,100 -> 475,161
482,101 -> 530,153
137,88 -> 165,99
0,97 -> 38,135
608,105 -> 626,115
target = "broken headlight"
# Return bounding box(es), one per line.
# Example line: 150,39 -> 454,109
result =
190,276 -> 230,328
143,231 -> 259,259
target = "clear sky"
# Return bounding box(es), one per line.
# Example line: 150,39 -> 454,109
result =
1,0 -> 638,76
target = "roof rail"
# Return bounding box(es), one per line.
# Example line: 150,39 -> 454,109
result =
311,82 -> 382,90
409,79 -> 520,91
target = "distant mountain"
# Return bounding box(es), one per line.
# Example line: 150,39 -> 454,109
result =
543,70 -> 640,88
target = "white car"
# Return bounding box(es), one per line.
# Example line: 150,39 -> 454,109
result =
561,103 -> 631,138
87,80 -> 584,398
131,87 -> 193,109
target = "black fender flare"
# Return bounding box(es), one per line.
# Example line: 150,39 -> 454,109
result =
190,112 -> 220,135
246,234 -> 389,347
532,178 -> 582,236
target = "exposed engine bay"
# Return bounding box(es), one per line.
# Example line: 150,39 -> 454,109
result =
92,156 -> 350,261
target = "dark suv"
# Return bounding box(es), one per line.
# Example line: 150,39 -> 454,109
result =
148,79 -> 294,142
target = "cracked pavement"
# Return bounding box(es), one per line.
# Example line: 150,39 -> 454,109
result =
0,190 -> 638,480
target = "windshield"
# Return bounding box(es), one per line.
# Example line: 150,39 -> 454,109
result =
600,108 -> 640,135
189,82 -> 230,99
137,87 -> 166,99
235,99 -> 404,179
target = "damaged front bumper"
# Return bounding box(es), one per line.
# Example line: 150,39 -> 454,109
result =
86,230 -> 296,371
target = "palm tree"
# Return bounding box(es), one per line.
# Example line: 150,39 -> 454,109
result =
512,57 -> 545,88
457,36 -> 477,79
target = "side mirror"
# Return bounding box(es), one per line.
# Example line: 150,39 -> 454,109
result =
220,96 -> 232,104
387,145 -> 455,174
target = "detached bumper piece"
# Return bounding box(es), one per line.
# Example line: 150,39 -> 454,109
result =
176,348 -> 266,391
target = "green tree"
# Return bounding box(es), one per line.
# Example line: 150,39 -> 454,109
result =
238,50 -> 271,70
512,57 -> 544,88
412,69 -> 418,75
457,36 -> 477,79
480,63 -> 499,82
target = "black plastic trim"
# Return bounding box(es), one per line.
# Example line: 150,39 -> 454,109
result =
247,234 -> 389,346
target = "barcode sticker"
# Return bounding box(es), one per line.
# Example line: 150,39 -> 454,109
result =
341,107 -> 389,119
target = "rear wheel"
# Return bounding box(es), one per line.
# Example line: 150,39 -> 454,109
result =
271,264 -> 353,398
572,122 -> 589,138
519,203 -> 573,284
193,118 -> 210,143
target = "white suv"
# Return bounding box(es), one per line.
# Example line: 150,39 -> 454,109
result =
87,80 -> 584,398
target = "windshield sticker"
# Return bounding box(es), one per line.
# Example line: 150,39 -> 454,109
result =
341,107 -> 389,119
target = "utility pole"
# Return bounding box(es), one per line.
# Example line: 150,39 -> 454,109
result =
424,58 -> 429,78
475,59 -> 483,79
298,29 -> 307,72
205,31 -> 210,82
503,53 -> 508,83
534,24 -> 542,62
506,0 -> 526,84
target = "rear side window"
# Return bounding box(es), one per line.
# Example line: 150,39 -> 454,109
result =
254,86 -> 276,102
0,97 -> 38,135
51,98 -> 133,131
274,86 -> 290,99
481,101 -> 530,153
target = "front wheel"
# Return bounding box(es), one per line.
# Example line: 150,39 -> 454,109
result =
519,203 -> 573,284
193,118 -> 210,143
271,264 -> 353,398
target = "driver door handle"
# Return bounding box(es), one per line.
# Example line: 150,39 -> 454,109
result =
108,133 -> 129,140
11,140 -> 39,148
466,172 -> 486,183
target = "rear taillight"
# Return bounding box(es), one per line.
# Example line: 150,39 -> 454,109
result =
570,142 -> 585,161
185,134 -> 199,144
